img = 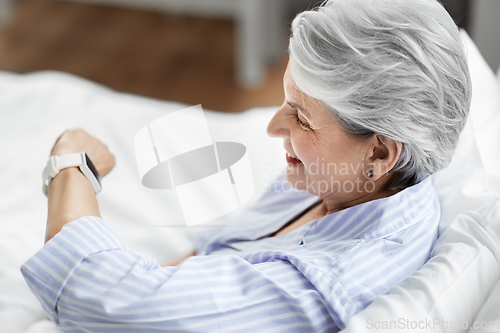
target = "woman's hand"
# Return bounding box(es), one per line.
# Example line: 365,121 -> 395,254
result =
161,250 -> 197,267
51,128 -> 115,177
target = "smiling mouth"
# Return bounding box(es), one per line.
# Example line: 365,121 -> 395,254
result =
286,152 -> 303,166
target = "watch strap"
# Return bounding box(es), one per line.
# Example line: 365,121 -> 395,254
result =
46,154 -> 83,178
42,152 -> 101,196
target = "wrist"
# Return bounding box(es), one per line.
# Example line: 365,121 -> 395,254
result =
42,152 -> 102,197
52,166 -> 84,181
48,166 -> 93,196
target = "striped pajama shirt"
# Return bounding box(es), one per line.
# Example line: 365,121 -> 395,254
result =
22,175 -> 439,332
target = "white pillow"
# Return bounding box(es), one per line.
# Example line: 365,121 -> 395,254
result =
432,32 -> 500,233
342,31 -> 500,332
342,201 -> 500,333
470,182 -> 500,333
470,279 -> 500,332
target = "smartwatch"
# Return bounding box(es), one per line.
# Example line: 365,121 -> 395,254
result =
42,152 -> 102,196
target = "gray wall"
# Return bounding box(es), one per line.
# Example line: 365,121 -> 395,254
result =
469,0 -> 500,74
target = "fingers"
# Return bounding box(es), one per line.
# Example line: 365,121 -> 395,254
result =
51,128 -> 86,155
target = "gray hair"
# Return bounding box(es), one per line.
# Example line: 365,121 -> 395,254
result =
289,0 -> 472,190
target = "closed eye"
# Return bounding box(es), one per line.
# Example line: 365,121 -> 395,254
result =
286,101 -> 310,128
294,113 -> 310,128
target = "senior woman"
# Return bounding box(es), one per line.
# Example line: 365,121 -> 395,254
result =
22,0 -> 470,331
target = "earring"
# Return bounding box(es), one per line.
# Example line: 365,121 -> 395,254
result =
367,171 -> 373,178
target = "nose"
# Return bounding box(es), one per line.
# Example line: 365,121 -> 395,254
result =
267,103 -> 290,139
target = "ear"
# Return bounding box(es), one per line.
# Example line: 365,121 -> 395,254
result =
364,135 -> 402,181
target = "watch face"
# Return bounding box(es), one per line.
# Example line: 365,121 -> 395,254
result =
84,153 -> 101,185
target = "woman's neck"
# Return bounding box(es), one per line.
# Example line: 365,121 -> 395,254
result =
320,176 -> 403,216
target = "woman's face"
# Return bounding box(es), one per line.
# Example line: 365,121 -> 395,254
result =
267,64 -> 374,203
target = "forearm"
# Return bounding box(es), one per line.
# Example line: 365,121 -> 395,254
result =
46,167 -> 100,243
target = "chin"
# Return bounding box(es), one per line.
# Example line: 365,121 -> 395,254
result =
284,169 -> 307,191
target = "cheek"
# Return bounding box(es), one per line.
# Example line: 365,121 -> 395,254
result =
300,137 -> 362,177
300,149 -> 319,167
292,135 -> 321,168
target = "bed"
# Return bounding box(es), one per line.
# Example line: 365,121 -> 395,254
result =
0,31 -> 499,333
